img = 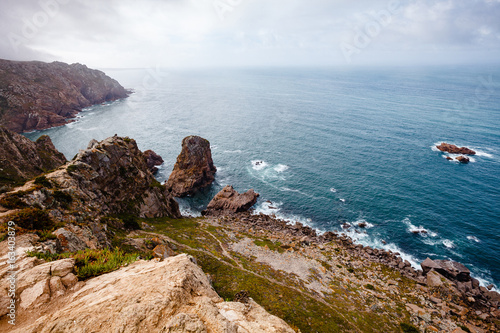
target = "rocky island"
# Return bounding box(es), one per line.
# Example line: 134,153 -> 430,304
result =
0,130 -> 498,333
0,59 -> 129,133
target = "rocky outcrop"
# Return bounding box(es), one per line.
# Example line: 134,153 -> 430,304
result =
166,136 -> 217,197
202,185 -> 259,215
143,149 -> 164,174
421,258 -> 471,282
1,135 -> 181,221
456,156 -> 470,163
11,254 -> 294,333
436,143 -> 476,155
0,127 -> 66,186
0,59 -> 129,133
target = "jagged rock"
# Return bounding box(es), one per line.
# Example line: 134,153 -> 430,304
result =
0,127 -> 66,186
436,143 -> 476,155
17,254 -> 294,333
2,136 -> 181,221
202,185 -> 259,215
143,149 -> 164,174
166,136 -> 217,197
426,270 -> 446,287
421,257 -> 442,274
456,156 -> 470,163
0,59 -> 129,133
421,258 -> 471,282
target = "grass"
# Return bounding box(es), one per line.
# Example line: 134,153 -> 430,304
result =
254,238 -> 285,253
400,323 -> 420,333
27,248 -> 141,280
34,175 -> 52,188
10,208 -> 54,230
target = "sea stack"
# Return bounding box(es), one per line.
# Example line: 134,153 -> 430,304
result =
436,143 -> 476,155
202,185 -> 259,215
166,136 -> 217,197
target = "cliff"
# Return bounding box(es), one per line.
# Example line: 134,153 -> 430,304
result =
0,59 -> 129,133
0,127 -> 66,187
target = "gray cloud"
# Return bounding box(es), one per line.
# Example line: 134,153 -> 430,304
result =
0,0 -> 498,67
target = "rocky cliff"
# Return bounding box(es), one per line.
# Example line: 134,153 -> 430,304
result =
0,59 -> 129,133
0,135 -> 181,223
0,127 -> 66,186
166,136 -> 217,197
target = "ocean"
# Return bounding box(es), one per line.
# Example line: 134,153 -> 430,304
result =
25,66 -> 500,288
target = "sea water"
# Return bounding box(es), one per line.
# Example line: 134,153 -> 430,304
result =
25,66 -> 500,287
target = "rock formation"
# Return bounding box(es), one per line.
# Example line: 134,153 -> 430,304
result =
166,136 -> 217,197
0,135 -> 181,220
143,149 -> 164,174
0,59 -> 129,133
456,156 -> 470,163
202,185 -> 259,215
4,253 -> 294,333
436,143 -> 476,155
0,127 -> 66,186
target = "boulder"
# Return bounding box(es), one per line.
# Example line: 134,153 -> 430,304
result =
143,150 -> 164,174
421,258 -> 471,282
166,136 -> 217,197
436,143 -> 476,155
19,254 -> 294,333
202,185 -> 259,215
456,156 -> 470,163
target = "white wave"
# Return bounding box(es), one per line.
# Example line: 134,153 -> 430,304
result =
252,200 -> 313,228
223,150 -> 243,154
354,219 -> 374,228
329,187 -> 337,193
403,218 -> 437,237
178,205 -> 202,218
467,235 -> 481,243
274,164 -> 289,173
339,198 -> 345,203
211,145 -> 219,150
442,239 -> 455,249
251,160 -> 268,171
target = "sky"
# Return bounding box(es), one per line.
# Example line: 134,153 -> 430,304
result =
0,0 -> 499,68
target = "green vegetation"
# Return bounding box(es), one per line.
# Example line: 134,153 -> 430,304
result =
10,208 -> 54,230
254,238 -> 285,253
0,193 -> 27,209
365,283 -> 375,290
400,323 -> 419,333
34,175 -> 52,188
35,230 -> 57,242
52,190 -> 73,208
28,248 -> 140,280
66,164 -> 79,174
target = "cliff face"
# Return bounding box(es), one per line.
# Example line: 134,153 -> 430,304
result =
0,59 -> 129,133
0,127 -> 66,186
166,136 -> 217,197
0,135 -> 181,221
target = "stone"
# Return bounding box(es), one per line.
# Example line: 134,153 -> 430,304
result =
456,156 -> 470,163
50,258 -> 75,277
166,136 -> 217,197
18,254 -> 294,333
0,128 -> 66,186
153,244 -> 176,259
426,270 -> 445,287
421,258 -> 441,274
49,276 -> 66,298
202,185 -> 259,215
143,150 -> 164,174
20,279 -> 50,309
436,143 -> 476,155
60,273 -> 78,289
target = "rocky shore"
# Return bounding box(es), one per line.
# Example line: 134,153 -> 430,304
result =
0,59 -> 129,133
0,133 -> 498,332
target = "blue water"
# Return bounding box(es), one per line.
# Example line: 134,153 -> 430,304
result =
25,66 -> 500,287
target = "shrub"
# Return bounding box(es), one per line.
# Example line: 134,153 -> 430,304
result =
122,215 -> 141,230
53,190 -> 73,208
36,230 -> 57,242
0,194 -> 27,209
11,208 -> 54,230
400,323 -> 419,333
365,284 -> 375,290
72,248 -> 138,279
34,175 -> 52,188
66,164 -> 79,174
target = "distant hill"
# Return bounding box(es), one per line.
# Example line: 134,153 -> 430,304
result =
0,59 -> 129,133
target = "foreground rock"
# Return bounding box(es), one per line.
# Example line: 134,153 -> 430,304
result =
0,135 -> 181,221
0,127 -> 66,186
166,136 -> 217,197
0,59 -> 129,133
436,143 -> 476,155
203,185 -> 259,215
10,254 -> 294,333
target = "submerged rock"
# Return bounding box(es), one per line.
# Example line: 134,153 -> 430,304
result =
202,185 -> 259,215
0,127 -> 66,186
436,143 -> 476,155
166,136 -> 217,197
456,156 -> 470,163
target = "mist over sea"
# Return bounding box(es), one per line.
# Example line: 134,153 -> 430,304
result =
25,66 -> 500,287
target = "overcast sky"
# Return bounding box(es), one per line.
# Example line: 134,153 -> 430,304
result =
0,0 -> 499,68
